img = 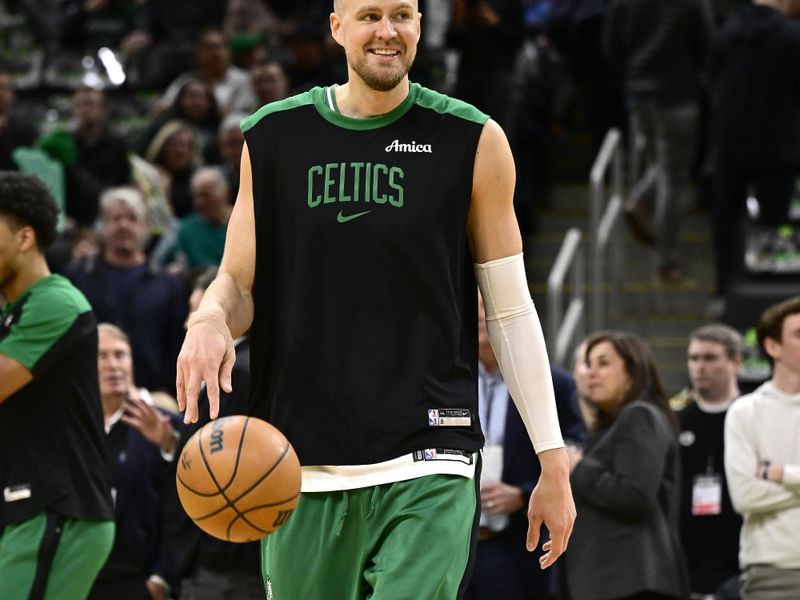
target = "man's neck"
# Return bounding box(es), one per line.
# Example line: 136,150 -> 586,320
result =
694,385 -> 740,407
771,366 -> 800,395
102,395 -> 124,423
334,77 -> 410,118
3,256 -> 50,303
103,248 -> 145,269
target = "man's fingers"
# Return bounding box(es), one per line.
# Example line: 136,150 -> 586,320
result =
183,366 -> 203,424
219,346 -> 236,394
540,528 -> 569,569
122,401 -> 144,419
177,321 -> 233,423
526,513 -> 543,552
176,361 -> 187,412
120,415 -> 142,430
204,355 -> 222,420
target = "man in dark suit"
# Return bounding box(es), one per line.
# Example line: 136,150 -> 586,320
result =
89,323 -> 183,600
465,295 -> 586,600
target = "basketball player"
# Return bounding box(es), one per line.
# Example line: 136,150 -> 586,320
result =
0,172 -> 114,599
177,1 -> 575,597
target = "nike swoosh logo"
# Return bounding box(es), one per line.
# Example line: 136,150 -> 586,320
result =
336,210 -> 371,223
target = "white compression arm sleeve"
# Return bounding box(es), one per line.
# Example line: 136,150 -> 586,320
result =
475,253 -> 564,453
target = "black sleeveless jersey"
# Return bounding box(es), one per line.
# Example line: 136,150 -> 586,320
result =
0,275 -> 113,526
242,83 -> 489,465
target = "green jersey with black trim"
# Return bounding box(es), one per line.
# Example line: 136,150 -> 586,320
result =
243,83 -> 490,466
0,274 -> 113,526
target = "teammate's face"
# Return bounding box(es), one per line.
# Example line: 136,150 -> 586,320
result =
687,339 -> 738,401
586,341 -> 630,411
331,0 -> 421,92
98,330 -> 134,398
0,217 -> 21,293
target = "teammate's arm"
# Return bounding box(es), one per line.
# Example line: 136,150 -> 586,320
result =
176,143 -> 256,424
467,119 -> 575,569
0,353 -> 33,404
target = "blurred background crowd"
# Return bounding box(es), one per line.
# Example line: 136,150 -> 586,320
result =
2,0 -> 800,599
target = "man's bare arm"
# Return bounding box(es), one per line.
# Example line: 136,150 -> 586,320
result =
468,119 -> 575,569
0,353 -> 33,404
176,143 -> 256,423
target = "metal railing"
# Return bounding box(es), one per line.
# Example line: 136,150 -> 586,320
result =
590,128 -> 625,331
547,228 -> 585,367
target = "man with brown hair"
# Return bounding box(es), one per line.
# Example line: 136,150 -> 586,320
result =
676,324 -> 743,596
725,296 -> 800,598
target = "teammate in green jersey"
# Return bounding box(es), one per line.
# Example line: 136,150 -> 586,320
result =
0,172 -> 114,600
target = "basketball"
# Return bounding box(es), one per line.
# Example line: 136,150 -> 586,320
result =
176,416 -> 301,543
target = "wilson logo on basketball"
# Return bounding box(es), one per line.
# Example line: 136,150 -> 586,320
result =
181,453 -> 192,471
209,420 -> 225,453
176,416 -> 301,543
273,509 -> 294,528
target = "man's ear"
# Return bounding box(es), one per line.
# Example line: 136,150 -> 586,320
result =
764,336 -> 781,362
17,225 -> 37,254
330,12 -> 344,47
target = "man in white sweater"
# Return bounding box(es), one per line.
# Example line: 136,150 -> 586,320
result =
725,296 -> 800,599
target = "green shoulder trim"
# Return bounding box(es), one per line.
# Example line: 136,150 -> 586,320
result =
312,84 -> 419,131
0,275 -> 91,370
241,90 -> 316,132
413,84 -> 489,125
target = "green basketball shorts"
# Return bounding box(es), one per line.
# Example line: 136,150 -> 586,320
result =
261,474 -> 481,600
0,511 -> 114,600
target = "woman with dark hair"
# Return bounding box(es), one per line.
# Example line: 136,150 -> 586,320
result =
135,77 -> 222,157
563,331 -> 689,600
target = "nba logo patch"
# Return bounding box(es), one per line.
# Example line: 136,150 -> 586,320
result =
428,410 -> 439,426
424,448 -> 437,460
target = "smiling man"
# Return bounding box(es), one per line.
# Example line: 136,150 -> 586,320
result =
176,1 -> 575,598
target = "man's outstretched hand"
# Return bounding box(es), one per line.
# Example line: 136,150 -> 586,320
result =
176,310 -> 235,424
526,447 -> 576,569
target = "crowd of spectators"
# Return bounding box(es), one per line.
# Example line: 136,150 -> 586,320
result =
2,0 -> 800,599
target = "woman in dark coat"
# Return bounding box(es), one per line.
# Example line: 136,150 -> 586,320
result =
563,331 -> 689,600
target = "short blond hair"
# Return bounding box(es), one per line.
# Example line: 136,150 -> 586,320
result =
98,322 -> 130,346
100,186 -> 147,223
